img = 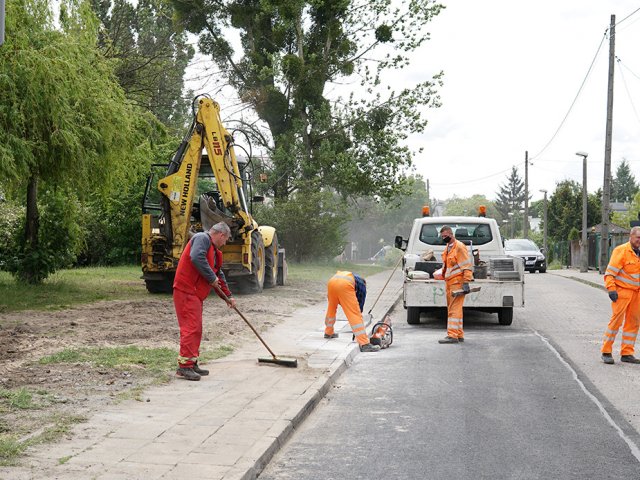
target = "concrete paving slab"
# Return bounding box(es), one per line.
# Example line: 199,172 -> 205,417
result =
5,268 -> 402,480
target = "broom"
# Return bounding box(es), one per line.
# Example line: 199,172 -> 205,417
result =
213,285 -> 298,368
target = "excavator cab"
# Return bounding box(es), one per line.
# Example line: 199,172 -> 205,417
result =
141,96 -> 285,294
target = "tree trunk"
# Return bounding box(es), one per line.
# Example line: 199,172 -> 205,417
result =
25,174 -> 39,250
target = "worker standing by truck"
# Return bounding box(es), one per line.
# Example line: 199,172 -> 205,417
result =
324,271 -> 380,352
438,226 -> 474,344
601,226 -> 640,365
173,222 -> 236,380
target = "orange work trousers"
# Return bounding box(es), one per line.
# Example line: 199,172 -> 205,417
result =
324,274 -> 370,346
445,279 -> 465,339
601,288 -> 640,356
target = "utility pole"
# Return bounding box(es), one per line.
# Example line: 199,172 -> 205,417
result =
540,190 -> 548,255
524,151 -> 529,239
600,14 -> 615,274
577,152 -> 589,272
426,178 -> 430,208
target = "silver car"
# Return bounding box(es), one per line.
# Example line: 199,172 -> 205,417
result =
504,239 -> 547,273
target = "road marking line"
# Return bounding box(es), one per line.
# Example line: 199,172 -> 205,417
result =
534,329 -> 640,463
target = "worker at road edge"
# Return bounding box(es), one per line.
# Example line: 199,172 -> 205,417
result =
438,225 -> 474,344
173,222 -> 236,380
601,226 -> 640,365
324,271 -> 380,352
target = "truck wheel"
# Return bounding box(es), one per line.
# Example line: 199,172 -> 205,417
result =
498,307 -> 513,326
407,307 -> 421,325
264,233 -> 278,288
240,230 -> 266,293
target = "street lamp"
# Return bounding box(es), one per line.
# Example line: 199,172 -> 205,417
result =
539,189 -> 548,256
576,151 -> 589,272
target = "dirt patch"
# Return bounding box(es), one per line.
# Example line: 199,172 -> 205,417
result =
0,279 -> 326,457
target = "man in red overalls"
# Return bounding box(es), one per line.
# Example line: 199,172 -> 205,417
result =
173,222 -> 236,381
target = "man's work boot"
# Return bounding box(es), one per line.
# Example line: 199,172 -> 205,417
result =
438,336 -> 459,344
176,367 -> 201,381
620,355 -> 640,364
360,343 -> 380,352
324,333 -> 339,339
458,337 -> 465,343
601,353 -> 615,365
193,362 -> 209,376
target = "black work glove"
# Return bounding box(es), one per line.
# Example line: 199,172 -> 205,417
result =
462,283 -> 470,294
608,290 -> 618,302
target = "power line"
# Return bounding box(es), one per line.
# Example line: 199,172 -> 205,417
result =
430,166 -> 514,186
530,31 -> 607,161
616,57 -> 640,127
615,6 -> 640,27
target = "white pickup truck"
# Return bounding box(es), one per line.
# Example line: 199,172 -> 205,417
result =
394,213 -> 525,326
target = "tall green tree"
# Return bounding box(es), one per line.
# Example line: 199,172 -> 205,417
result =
547,180 -> 601,241
494,166 -> 526,236
172,0 -> 444,201
90,0 -> 195,133
611,158 -> 638,203
0,0 -> 152,282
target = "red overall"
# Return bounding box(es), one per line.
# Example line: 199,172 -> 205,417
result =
173,237 -> 231,368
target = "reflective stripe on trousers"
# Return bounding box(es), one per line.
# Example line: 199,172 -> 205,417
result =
324,274 -> 370,346
601,288 -> 640,356
445,280 -> 465,339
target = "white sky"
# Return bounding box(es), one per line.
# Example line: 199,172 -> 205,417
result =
411,0 -> 640,203
185,1 -> 640,204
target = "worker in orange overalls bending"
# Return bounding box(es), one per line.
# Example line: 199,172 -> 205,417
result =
324,271 -> 380,352
438,225 -> 474,344
601,226 -> 640,365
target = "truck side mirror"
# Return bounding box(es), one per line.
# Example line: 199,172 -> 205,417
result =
394,235 -> 406,251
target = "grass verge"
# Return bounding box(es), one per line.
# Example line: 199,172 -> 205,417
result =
0,266 -> 149,313
39,345 -> 234,375
0,387 -> 86,466
0,262 -> 389,313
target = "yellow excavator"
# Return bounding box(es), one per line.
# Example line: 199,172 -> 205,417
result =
141,95 -> 285,294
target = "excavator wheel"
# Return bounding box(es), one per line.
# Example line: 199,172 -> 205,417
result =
144,275 -> 174,294
238,230 -> 266,294
264,233 -> 278,288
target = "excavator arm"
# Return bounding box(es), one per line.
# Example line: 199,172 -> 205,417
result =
156,97 -> 253,259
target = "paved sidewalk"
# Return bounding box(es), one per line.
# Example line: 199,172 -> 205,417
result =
2,269 -> 403,480
548,267 -> 605,290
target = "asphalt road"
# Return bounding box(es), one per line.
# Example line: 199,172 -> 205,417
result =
260,273 -> 640,479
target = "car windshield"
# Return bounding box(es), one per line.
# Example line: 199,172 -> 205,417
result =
419,223 -> 493,246
505,239 -> 539,251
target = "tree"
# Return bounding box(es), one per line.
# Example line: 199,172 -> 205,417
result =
0,0 -> 152,282
547,180 -> 601,241
172,0 -> 444,201
495,166 -> 526,236
443,195 -> 497,218
611,159 -> 638,203
90,0 -> 195,134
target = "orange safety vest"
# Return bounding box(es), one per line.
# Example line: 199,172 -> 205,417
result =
604,242 -> 640,292
441,239 -> 474,283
